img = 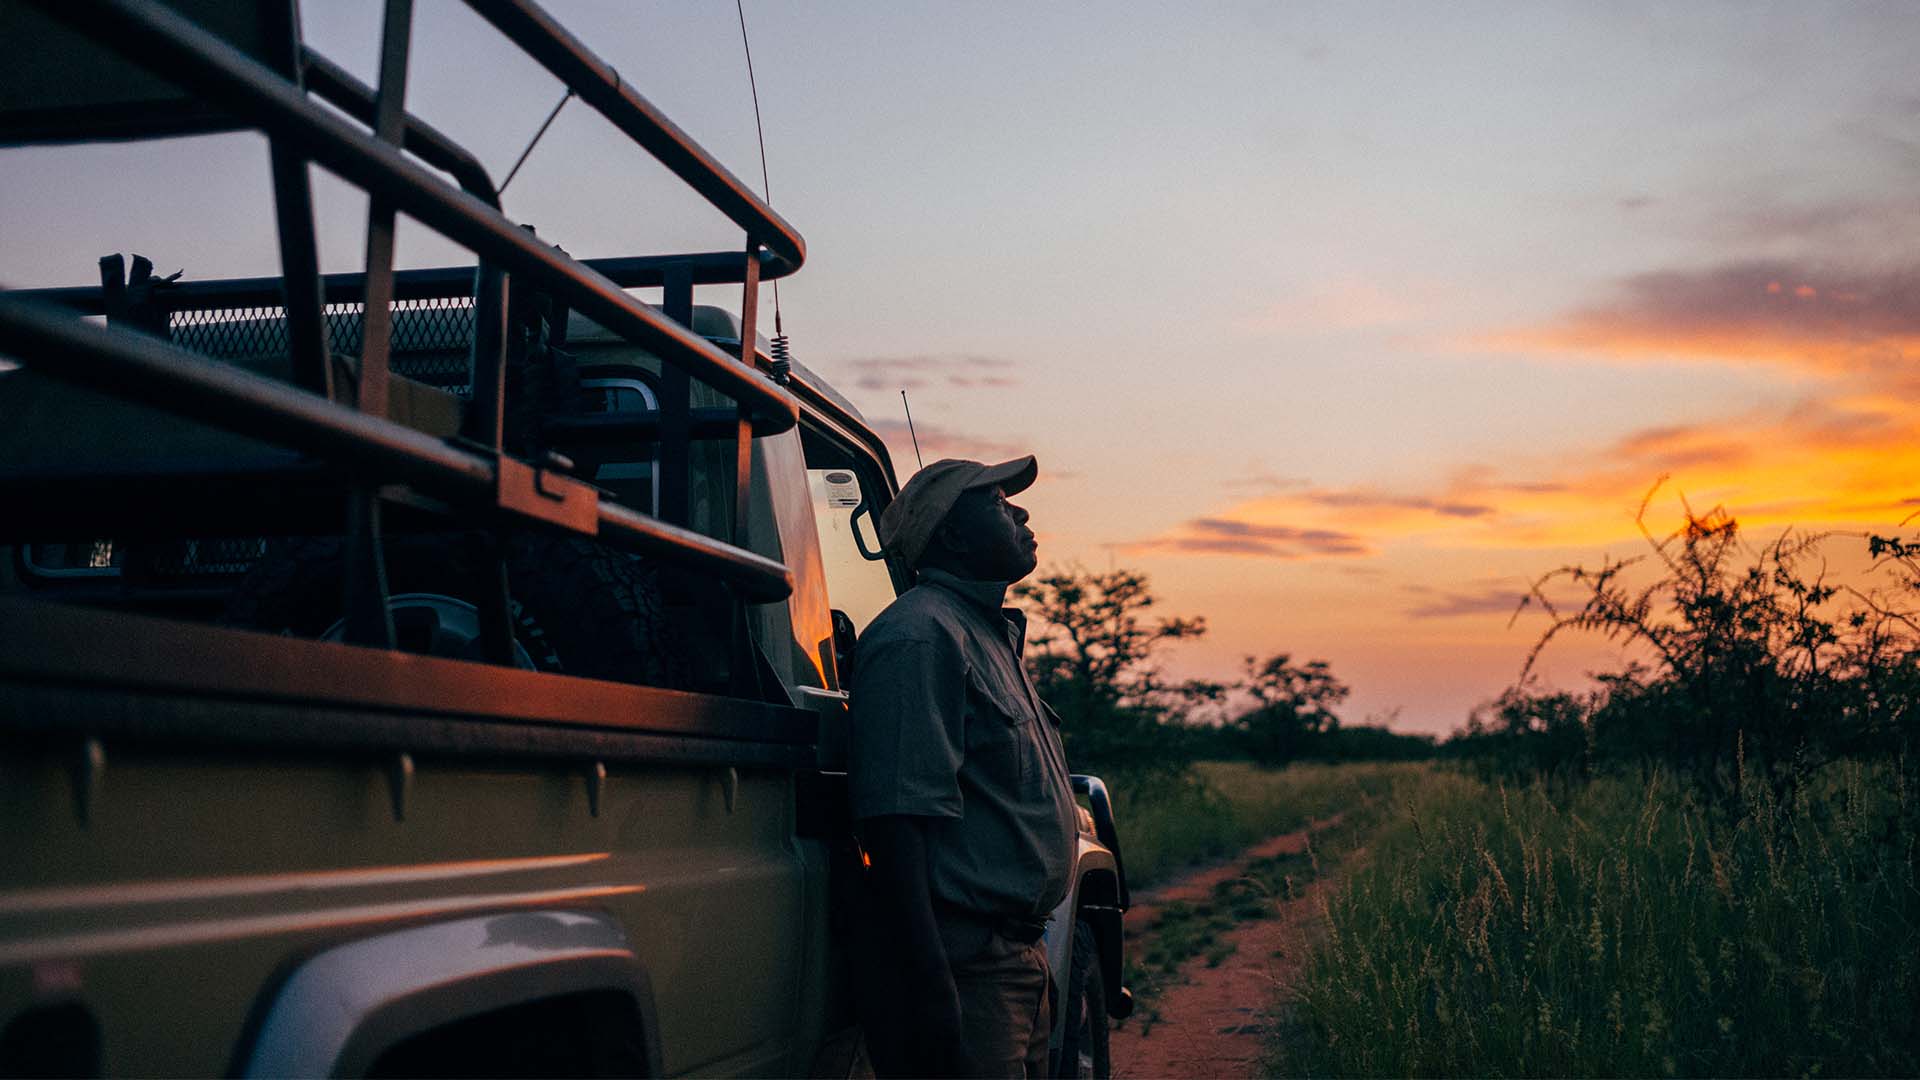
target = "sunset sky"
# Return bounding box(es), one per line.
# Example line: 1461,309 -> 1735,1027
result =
4,2 -> 1918,734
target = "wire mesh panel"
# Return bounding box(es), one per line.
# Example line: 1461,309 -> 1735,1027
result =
134,536 -> 270,579
21,537 -> 269,581
169,297 -> 477,395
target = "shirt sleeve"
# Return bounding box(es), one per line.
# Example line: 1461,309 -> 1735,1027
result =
847,635 -> 967,820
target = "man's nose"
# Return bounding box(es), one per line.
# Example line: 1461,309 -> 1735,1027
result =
1009,501 -> 1030,524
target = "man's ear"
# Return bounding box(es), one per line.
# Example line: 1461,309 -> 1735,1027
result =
929,519 -> 970,557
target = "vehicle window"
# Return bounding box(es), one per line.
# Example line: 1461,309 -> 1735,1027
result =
807,466 -> 898,633
579,375 -> 660,516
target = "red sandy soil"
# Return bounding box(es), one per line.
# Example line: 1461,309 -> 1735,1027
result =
1111,822 -> 1348,1080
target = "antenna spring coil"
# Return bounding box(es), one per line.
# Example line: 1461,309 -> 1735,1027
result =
769,333 -> 793,384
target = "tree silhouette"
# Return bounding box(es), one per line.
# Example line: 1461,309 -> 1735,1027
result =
1014,565 -> 1211,773
1233,654 -> 1350,764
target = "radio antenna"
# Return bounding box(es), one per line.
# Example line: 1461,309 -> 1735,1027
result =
735,0 -> 784,344
901,390 -> 925,468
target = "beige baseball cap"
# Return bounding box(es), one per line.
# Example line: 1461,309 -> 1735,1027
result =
877,455 -> 1038,566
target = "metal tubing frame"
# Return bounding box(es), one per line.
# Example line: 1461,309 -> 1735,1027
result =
726,246 -> 763,697
734,244 -> 762,546
28,0 -> 799,435
0,298 -> 795,602
353,0 -> 416,423
468,265 -> 511,448
259,0 -> 334,399
335,0 -> 417,650
0,598 -> 818,760
3,0 -> 825,604
300,49 -> 500,207
301,42 -> 513,465
17,252 -> 791,316
657,263 -> 694,526
461,0 -> 805,276
543,407 -> 745,446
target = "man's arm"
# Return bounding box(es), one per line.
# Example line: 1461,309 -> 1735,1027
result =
846,633 -> 974,1075
859,814 -> 970,1076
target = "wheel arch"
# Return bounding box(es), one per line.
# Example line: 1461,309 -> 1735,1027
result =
237,909 -> 663,1078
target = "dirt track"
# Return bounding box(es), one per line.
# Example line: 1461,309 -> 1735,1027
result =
1111,824 -> 1344,1079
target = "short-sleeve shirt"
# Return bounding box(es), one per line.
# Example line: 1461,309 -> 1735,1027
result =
848,568 -> 1078,920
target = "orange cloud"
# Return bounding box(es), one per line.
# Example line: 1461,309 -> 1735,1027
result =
1606,425 -> 1752,472
1125,485 -> 1506,560
1297,490 -> 1495,519
1125,386 -> 1920,560
1401,582 -> 1548,620
1129,517 -> 1372,559
1222,469 -> 1311,493
1484,259 -> 1920,370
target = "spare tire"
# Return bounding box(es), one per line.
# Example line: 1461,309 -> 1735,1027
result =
222,532 -> 689,688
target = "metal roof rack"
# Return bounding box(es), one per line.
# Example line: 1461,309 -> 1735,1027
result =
0,0 -> 818,639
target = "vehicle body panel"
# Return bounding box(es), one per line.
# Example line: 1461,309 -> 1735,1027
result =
0,726 -> 819,1075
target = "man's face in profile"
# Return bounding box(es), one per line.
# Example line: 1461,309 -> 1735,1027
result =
938,484 -> 1038,583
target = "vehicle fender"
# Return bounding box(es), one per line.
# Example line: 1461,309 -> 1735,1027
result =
237,909 -> 662,1078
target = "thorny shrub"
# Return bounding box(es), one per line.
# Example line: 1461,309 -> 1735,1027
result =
1452,482 -> 1920,797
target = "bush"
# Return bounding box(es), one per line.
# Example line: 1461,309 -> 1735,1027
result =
1015,565 -> 1211,778
1451,489 -> 1920,792
1017,564 -> 1430,775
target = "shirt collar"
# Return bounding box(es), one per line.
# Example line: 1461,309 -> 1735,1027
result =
918,567 -> 1011,613
918,568 -> 1029,652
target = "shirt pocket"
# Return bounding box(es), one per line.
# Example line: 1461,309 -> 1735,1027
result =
964,668 -> 1043,794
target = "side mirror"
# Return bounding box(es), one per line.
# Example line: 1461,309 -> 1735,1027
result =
830,609 -> 858,692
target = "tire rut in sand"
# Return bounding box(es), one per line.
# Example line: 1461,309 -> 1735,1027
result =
1111,819 -> 1352,1079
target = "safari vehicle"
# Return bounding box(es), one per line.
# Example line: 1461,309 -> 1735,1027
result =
0,0 -> 1130,1075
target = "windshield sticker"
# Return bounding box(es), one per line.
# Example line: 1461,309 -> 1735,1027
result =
822,470 -> 862,508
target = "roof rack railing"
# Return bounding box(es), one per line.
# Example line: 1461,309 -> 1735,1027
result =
463,0 -> 805,276
298,48 -> 501,208
0,0 -> 808,612
12,255 -> 903,516
0,296 -> 796,603
16,253 -> 792,317
26,0 -> 798,429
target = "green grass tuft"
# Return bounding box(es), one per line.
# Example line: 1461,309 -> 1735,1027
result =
1110,760 -> 1415,888
1270,760 -> 1920,1077
1113,761 -> 1421,1017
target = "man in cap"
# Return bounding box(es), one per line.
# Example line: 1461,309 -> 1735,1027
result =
849,455 -> 1080,1079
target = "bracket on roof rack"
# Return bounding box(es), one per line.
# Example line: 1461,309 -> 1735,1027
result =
497,454 -> 598,535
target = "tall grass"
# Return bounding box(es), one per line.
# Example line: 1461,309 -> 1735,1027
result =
1277,760 -> 1920,1077
1112,761 -> 1415,887
1111,762 -> 1420,1030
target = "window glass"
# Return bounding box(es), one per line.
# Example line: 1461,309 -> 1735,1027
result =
579,376 -> 659,515
808,467 -> 898,632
